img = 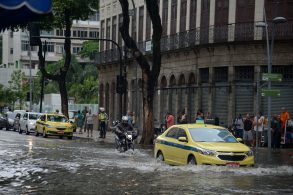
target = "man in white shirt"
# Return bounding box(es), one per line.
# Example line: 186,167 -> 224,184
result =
253,112 -> 264,147
86,109 -> 94,137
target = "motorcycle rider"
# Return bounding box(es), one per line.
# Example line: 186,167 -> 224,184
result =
114,116 -> 138,141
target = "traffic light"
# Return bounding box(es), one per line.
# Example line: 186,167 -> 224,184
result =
116,75 -> 126,94
28,23 -> 41,46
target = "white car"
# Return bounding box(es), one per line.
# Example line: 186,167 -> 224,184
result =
19,112 -> 41,135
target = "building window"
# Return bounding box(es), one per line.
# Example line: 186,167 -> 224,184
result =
112,16 -> 117,42
162,0 -> 168,36
200,68 -> 209,83
146,9 -> 151,40
180,0 -> 187,32
138,6 -> 144,42
214,67 -> 228,82
106,18 -> 111,50
235,66 -> 254,81
131,8 -> 137,41
10,48 -> 13,54
21,40 -> 29,51
200,0 -> 210,44
78,30 -> 88,38
118,14 -> 123,46
56,29 -> 64,36
170,0 -> 177,35
101,20 -> 105,51
89,31 -> 98,38
72,46 -> 82,54
56,45 -> 64,54
190,0 -> 197,30
73,30 -> 77,37
42,42 -> 54,52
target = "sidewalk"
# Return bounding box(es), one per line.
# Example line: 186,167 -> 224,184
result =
73,129 -> 116,143
73,129 -> 141,144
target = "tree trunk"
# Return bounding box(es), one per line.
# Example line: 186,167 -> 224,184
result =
59,79 -> 69,118
118,0 -> 162,145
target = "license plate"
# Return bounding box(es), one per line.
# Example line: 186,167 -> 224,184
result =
226,162 -> 240,167
58,131 -> 64,134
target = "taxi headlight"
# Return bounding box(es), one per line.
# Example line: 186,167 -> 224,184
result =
197,147 -> 217,156
29,121 -> 34,125
246,150 -> 253,156
45,124 -> 53,128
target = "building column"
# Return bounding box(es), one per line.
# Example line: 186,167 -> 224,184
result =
167,0 -> 172,35
196,68 -> 201,113
186,0 -> 191,30
176,0 -> 181,33
209,0 -> 215,43
228,66 -> 235,126
228,0 -> 236,42
143,5 -> 147,41
254,0 -> 264,40
196,0 -> 201,45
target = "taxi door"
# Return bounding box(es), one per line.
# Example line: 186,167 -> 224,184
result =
174,127 -> 190,165
163,127 -> 182,165
36,114 -> 46,133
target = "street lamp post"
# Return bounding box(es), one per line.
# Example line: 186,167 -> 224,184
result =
256,9 -> 287,149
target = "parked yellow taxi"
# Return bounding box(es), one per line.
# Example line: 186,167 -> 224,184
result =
35,113 -> 73,139
154,122 -> 254,167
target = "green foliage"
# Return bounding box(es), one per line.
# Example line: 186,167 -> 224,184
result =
8,70 -> 28,109
79,41 -> 99,60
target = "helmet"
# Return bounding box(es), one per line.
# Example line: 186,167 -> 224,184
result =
122,116 -> 128,123
99,107 -> 105,112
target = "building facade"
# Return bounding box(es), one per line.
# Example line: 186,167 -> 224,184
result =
1,15 -> 100,87
97,0 -> 293,128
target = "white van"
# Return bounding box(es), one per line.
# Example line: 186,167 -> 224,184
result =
19,112 -> 41,134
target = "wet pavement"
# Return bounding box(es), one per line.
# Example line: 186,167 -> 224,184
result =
0,130 -> 293,194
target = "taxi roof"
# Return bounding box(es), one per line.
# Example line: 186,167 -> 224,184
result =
172,123 -> 225,129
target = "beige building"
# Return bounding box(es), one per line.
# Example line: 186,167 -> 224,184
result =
97,0 -> 293,128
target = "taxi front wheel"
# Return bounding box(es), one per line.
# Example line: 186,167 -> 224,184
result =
156,151 -> 164,162
43,130 -> 47,138
188,155 -> 197,165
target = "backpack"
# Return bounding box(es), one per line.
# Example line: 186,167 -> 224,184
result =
244,119 -> 252,131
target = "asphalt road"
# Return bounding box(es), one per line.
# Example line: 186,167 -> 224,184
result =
0,130 -> 293,195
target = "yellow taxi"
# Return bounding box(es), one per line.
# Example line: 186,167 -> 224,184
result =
154,121 -> 254,167
35,113 -> 73,139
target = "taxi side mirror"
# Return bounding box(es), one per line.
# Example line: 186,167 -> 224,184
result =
236,138 -> 243,143
178,137 -> 187,142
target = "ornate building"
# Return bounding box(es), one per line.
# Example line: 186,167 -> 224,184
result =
97,0 -> 293,129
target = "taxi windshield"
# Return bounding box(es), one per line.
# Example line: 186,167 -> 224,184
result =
29,114 -> 39,120
47,115 -> 68,122
188,128 -> 237,143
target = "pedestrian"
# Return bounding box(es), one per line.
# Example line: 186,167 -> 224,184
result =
85,109 -> 94,137
55,109 -> 59,114
82,106 -> 88,133
166,112 -> 174,129
98,107 -> 108,138
263,116 -> 269,146
76,110 -> 83,134
280,107 -> 290,134
127,111 -> 134,125
233,114 -> 244,139
195,109 -> 204,121
271,114 -> 282,149
178,110 -> 187,124
243,113 -> 253,147
253,112 -> 264,147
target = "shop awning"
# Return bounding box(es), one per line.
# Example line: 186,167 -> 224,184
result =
0,0 -> 52,31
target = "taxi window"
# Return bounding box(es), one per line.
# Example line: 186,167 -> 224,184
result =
177,128 -> 187,139
40,115 -> 46,121
166,128 -> 178,139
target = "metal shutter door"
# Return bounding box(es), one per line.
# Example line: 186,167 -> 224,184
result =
187,87 -> 197,123
201,85 -> 209,114
214,85 -> 229,127
261,84 -> 293,116
235,83 -> 254,117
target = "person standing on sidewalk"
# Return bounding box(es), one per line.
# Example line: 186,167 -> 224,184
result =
98,107 -> 108,138
76,110 -> 83,134
82,107 -> 88,133
86,109 -> 94,137
243,113 -> 253,147
234,114 -> 244,138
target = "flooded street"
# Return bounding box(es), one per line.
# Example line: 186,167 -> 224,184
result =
1,130 -> 293,194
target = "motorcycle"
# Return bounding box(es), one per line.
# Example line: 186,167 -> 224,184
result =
114,131 -> 135,152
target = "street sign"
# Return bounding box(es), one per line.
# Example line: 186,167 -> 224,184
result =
262,73 -> 282,82
145,41 -> 152,52
261,89 -> 281,97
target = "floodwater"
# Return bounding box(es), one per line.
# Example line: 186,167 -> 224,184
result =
0,130 -> 293,194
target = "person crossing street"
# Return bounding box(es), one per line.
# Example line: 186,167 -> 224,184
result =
98,107 -> 108,138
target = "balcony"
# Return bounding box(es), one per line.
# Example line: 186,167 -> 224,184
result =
95,21 -> 293,65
